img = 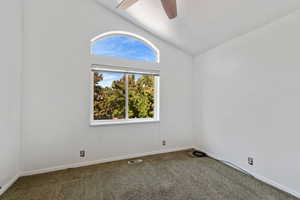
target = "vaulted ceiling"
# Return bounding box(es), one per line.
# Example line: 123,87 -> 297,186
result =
97,0 -> 300,55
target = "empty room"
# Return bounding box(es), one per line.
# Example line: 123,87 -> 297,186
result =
1,0 -> 300,199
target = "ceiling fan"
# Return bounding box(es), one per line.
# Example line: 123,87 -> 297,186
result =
117,0 -> 177,19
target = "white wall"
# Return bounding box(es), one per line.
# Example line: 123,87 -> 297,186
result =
22,0 -> 194,173
194,10 -> 300,197
0,0 -> 22,192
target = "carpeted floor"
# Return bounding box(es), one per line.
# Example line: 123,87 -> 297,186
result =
0,150 -> 298,200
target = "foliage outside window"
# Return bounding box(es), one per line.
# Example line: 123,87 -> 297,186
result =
93,72 -> 126,120
91,69 -> 159,125
128,74 -> 155,119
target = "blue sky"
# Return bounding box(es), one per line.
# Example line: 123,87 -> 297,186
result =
91,36 -> 157,62
98,72 -> 124,87
98,72 -> 142,88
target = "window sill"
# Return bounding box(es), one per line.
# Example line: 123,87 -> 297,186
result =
90,119 -> 160,126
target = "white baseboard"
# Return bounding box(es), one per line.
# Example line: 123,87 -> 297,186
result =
201,150 -> 300,199
22,146 -> 194,177
0,174 -> 19,196
252,172 -> 300,199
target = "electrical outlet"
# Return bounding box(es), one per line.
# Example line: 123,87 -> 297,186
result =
80,150 -> 86,158
162,140 -> 166,146
248,157 -> 254,166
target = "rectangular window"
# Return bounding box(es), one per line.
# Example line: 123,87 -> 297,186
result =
91,66 -> 160,125
93,72 -> 126,120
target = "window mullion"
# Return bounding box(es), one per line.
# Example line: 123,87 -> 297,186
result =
125,73 -> 129,120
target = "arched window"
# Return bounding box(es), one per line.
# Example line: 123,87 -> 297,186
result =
90,31 -> 160,126
91,31 -> 159,63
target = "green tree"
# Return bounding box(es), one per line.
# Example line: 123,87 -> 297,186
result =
93,72 -> 154,120
128,74 -> 154,118
93,72 -> 125,120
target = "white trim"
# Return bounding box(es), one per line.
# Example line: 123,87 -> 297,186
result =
201,150 -> 300,199
91,64 -> 160,76
21,147 -> 193,177
90,119 -> 160,126
253,173 -> 300,199
125,73 -> 129,119
90,31 -> 160,63
90,55 -> 160,71
0,174 -> 19,196
89,70 -> 95,125
154,76 -> 160,120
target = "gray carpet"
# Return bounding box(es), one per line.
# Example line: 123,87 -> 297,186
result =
0,150 -> 298,200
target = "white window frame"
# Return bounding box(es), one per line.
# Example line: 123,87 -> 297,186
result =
90,64 -> 160,126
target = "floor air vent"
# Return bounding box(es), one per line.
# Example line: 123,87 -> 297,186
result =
128,159 -> 143,165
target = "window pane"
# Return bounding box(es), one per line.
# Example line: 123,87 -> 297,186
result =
91,36 -> 157,63
93,72 -> 126,120
128,74 -> 155,119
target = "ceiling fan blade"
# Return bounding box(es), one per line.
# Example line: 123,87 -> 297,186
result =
161,0 -> 177,19
117,0 -> 139,10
